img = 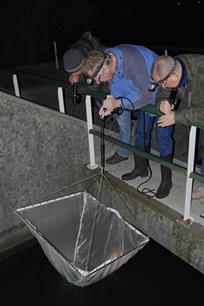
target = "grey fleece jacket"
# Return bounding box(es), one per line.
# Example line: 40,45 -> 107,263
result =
155,54 -> 204,126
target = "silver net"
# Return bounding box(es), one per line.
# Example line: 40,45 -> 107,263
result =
16,175 -> 149,287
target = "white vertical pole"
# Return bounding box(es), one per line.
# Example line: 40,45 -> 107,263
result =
53,41 -> 59,70
184,126 -> 196,221
85,95 -> 98,169
13,74 -> 20,97
57,87 -> 65,113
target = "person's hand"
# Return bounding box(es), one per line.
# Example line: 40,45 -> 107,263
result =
160,100 -> 173,114
99,95 -> 121,118
157,111 -> 175,127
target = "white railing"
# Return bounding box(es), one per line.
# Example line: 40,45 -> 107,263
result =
13,74 -> 20,97
11,75 -> 198,223
85,96 -> 98,169
57,87 -> 65,113
12,74 -> 66,114
12,74 -> 98,170
184,126 -> 196,222
53,41 -> 59,70
84,95 -> 197,223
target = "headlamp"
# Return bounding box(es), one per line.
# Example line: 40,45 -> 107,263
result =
86,53 -> 107,84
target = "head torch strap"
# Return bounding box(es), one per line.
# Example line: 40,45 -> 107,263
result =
91,53 -> 107,80
157,58 -> 177,85
149,58 -> 177,91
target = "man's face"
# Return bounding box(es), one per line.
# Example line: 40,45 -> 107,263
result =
89,65 -> 113,84
151,58 -> 181,90
151,72 -> 178,90
68,69 -> 82,84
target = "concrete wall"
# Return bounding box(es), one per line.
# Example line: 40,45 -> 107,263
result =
0,91 -> 106,253
1,90 -> 203,275
78,173 -> 204,274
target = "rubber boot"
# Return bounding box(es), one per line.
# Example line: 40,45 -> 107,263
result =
155,154 -> 173,199
121,145 -> 149,181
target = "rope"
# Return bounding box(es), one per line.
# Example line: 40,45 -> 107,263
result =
19,173 -> 101,208
85,118 -> 107,270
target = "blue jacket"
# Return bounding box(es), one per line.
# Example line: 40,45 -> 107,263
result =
105,45 -> 158,110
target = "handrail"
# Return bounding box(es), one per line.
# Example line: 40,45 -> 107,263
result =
6,68 -> 107,99
89,126 -> 196,223
190,172 -> 204,183
89,127 -> 204,184
10,68 -> 72,89
90,128 -> 187,172
6,68 -> 204,222
7,67 -> 204,129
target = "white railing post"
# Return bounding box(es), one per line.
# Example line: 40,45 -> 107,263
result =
57,87 -> 65,113
53,41 -> 59,70
85,95 -> 98,169
184,126 -> 197,221
13,74 -> 20,97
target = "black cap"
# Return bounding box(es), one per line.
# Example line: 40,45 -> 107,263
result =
63,49 -> 85,73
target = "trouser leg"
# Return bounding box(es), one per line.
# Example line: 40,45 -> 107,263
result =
121,112 -> 154,181
155,124 -> 174,199
116,110 -> 131,157
155,154 -> 173,199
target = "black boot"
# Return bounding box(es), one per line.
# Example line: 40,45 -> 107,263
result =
121,146 -> 149,181
156,154 -> 173,199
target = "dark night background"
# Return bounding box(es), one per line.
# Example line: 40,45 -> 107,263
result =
0,1 -> 204,305
0,0 -> 204,68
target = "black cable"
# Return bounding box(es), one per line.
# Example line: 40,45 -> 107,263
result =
113,96 -> 135,116
117,96 -> 135,111
102,95 -> 156,197
135,112 -> 156,198
137,89 -> 178,197
136,166 -> 156,198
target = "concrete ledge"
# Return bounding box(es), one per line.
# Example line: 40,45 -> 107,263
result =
1,90 -> 203,274
1,166 -> 203,274
0,225 -> 34,261
101,172 -> 204,274
59,168 -> 203,275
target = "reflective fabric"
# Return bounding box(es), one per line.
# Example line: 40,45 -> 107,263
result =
16,192 -> 149,287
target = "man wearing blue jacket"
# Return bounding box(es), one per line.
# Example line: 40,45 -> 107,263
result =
82,45 -> 174,199
63,32 -> 133,162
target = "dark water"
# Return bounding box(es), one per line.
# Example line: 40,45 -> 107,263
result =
1,239 -> 203,306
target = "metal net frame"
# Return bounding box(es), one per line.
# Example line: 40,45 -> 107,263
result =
16,172 -> 149,287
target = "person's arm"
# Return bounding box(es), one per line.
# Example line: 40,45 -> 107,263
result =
158,111 -> 176,127
157,105 -> 204,127
157,95 -> 176,127
168,58 -> 204,126
154,87 -> 172,113
174,107 -> 204,126
99,95 -> 121,118
120,64 -> 154,110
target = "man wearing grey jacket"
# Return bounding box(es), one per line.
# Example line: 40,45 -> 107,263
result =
150,54 -> 204,217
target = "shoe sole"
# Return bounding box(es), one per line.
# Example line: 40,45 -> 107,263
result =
106,159 -> 128,165
155,183 -> 173,199
121,172 -> 149,181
